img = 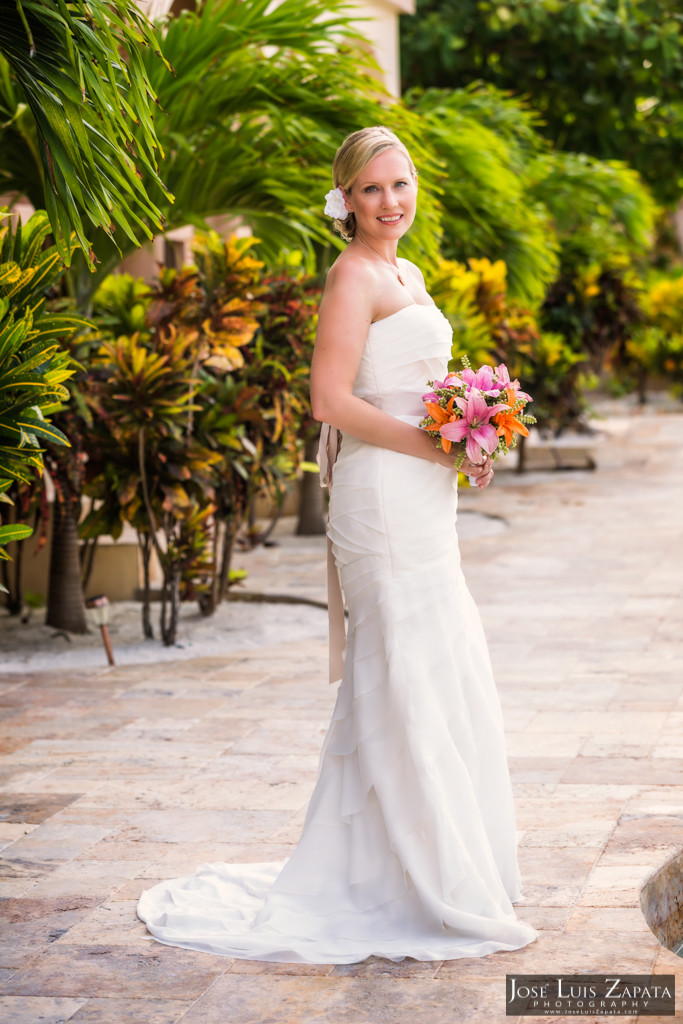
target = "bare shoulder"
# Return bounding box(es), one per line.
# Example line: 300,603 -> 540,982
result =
316,250 -> 377,343
325,248 -> 379,294
320,250 -> 377,319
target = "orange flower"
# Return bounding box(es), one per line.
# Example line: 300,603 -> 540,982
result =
423,397 -> 458,454
493,388 -> 529,446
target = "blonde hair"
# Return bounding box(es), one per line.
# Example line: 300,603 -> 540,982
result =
330,126 -> 416,242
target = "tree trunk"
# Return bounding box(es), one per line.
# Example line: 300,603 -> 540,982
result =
198,517 -> 222,617
638,372 -> 648,406
1,560 -> 10,608
80,536 -> 99,591
296,433 -> 326,535
139,531 -> 154,639
160,569 -> 180,646
46,500 -> 87,633
218,516 -> 240,605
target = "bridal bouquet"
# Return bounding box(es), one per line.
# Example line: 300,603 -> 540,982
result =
420,358 -> 535,469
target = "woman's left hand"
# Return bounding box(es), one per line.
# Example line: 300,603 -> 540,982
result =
462,456 -> 494,489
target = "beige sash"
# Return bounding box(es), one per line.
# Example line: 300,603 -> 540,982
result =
317,424 -> 345,684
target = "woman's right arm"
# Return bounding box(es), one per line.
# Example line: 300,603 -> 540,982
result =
310,261 -> 492,482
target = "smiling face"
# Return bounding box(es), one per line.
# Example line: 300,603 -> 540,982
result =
345,148 -> 417,244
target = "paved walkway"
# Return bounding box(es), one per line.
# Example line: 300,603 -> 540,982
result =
1,410 -> 682,1024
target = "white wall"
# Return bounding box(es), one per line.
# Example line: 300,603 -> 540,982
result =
354,0 -> 414,97
134,0 -> 174,20
134,0 -> 414,97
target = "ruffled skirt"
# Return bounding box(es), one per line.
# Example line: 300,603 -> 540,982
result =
137,437 -> 537,963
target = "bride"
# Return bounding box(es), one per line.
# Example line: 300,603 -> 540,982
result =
137,126 -> 537,963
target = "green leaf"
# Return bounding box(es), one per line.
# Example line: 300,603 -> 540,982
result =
0,310 -> 29,362
0,262 -> 21,286
16,413 -> 70,446
0,522 -> 33,543
0,0 -> 171,267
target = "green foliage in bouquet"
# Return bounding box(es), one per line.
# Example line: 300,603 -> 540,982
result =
420,352 -> 536,472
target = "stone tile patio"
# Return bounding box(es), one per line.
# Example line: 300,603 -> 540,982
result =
1,410 -> 682,1023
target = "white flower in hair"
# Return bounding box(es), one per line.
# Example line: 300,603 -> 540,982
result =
324,187 -> 349,220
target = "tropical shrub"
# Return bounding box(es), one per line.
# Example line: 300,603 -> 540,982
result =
405,86 -> 657,315
615,272 -> 683,398
90,274 -> 152,341
81,234 -> 319,639
255,267 -> 322,536
400,0 -> 683,207
82,319 -> 223,645
530,150 -> 655,407
144,235 -> 320,613
443,88 -> 657,413
542,258 -> 644,367
0,211 -> 84,605
643,274 -> 683,336
405,87 -> 559,306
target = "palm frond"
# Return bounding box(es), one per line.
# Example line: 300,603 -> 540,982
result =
0,1 -> 173,268
117,0 -> 443,278
407,88 -> 560,305
528,150 -> 657,260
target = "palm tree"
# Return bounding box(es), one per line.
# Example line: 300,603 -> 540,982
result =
0,211 -> 85,612
405,86 -> 656,306
67,0 -> 444,304
0,0 -> 171,268
0,1 -> 169,625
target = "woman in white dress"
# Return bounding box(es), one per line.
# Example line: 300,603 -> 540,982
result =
137,126 -> 537,963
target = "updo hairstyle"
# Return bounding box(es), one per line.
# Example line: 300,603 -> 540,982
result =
331,126 -> 416,242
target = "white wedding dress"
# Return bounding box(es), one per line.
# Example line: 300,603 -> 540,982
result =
137,302 -> 537,963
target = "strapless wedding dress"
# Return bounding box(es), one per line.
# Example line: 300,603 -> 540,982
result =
137,302 -> 537,963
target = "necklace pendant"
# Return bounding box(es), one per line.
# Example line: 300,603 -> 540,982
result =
397,273 -> 405,286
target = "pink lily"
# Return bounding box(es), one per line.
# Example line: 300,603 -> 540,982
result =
494,363 -> 532,402
461,364 -> 503,396
431,372 -> 464,391
440,389 -> 509,463
423,372 -> 465,403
